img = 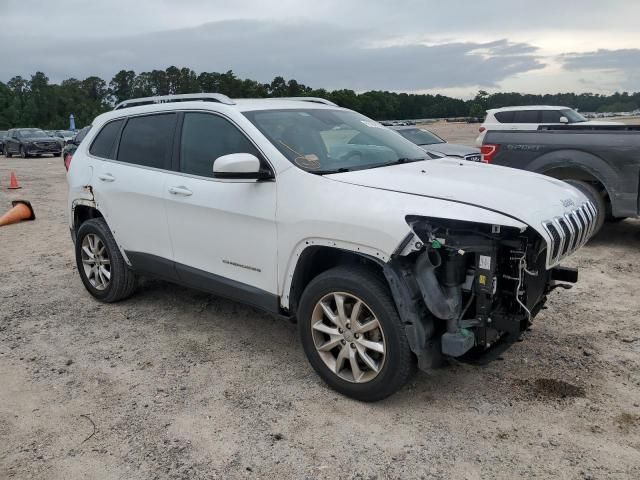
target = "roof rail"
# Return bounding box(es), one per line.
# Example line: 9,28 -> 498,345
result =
114,93 -> 235,110
273,97 -> 337,106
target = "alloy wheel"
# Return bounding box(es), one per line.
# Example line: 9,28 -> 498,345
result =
81,233 -> 111,291
311,292 -> 386,383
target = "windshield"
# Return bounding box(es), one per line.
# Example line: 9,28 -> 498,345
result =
243,109 -> 427,173
57,130 -> 74,137
560,109 -> 587,123
395,128 -> 444,146
20,129 -> 47,138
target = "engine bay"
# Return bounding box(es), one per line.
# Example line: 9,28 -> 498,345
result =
387,217 -> 577,364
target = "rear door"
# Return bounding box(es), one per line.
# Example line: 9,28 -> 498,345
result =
163,111 -> 278,309
91,114 -> 177,271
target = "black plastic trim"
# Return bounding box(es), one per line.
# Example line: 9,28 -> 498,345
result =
213,169 -> 274,180
126,251 -> 280,314
551,265 -> 578,283
127,251 -> 178,282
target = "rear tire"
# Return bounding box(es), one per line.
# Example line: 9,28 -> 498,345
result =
563,179 -> 605,236
298,265 -> 414,402
19,146 -> 27,158
75,218 -> 137,303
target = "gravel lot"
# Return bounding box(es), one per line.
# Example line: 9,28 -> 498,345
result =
1,123 -> 639,479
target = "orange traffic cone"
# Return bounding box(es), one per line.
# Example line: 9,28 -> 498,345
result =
8,172 -> 21,189
0,200 -> 35,227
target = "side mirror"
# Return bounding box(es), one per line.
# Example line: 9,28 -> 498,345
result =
213,153 -> 273,180
559,116 -> 569,124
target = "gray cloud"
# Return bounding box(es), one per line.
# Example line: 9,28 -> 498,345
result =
559,49 -> 640,91
561,49 -> 640,71
4,0 -> 640,38
0,20 -> 543,91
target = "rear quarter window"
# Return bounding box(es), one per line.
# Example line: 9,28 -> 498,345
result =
494,111 -> 515,123
89,120 -> 124,159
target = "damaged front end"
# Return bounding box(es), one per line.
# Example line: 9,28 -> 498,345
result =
384,216 -> 578,370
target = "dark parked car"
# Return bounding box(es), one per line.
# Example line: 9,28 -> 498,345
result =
4,128 -> 62,158
481,124 -> 640,233
63,125 -> 91,170
0,130 -> 7,153
390,126 -> 481,161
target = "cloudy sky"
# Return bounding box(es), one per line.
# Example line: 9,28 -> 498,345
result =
1,0 -> 639,97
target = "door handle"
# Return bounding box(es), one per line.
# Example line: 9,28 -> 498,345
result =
98,173 -> 115,182
168,186 -> 193,196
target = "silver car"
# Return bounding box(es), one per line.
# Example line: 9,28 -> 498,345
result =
390,126 -> 481,162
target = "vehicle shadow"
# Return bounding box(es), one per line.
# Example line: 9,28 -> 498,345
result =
127,276 -> 583,408
588,218 -> 640,248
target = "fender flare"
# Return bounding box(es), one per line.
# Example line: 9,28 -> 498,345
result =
527,149 -> 617,200
280,238 -> 391,310
71,200 -> 132,266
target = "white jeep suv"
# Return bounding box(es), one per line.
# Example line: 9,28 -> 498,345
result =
68,94 -> 596,401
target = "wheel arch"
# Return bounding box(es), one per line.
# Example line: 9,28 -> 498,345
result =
530,150 -> 616,206
72,200 -> 103,235
72,204 -> 132,266
283,244 -> 387,315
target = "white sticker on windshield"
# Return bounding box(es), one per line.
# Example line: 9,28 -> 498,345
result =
360,120 -> 385,129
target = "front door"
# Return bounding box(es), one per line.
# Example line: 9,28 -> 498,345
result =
164,111 -> 278,310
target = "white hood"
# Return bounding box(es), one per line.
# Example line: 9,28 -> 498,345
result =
327,158 -> 592,266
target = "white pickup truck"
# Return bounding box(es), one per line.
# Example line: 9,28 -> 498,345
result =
67,94 -> 595,401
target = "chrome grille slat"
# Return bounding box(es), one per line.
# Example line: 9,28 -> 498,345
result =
576,209 -> 589,245
566,214 -> 580,250
557,218 -> 572,256
543,201 -> 596,265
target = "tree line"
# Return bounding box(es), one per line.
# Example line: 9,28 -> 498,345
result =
1,66 -> 639,130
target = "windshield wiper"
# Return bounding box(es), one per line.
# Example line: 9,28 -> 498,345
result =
391,157 -> 427,164
309,167 -> 351,175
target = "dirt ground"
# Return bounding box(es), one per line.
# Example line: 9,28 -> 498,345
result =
1,124 -> 639,479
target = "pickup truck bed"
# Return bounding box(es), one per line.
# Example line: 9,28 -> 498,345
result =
483,125 -> 640,220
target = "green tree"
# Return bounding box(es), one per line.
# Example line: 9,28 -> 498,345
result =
468,103 -> 485,118
109,70 -> 136,104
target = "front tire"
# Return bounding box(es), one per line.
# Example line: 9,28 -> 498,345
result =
298,265 -> 414,401
563,179 -> 605,235
4,146 -> 12,158
75,218 -> 137,303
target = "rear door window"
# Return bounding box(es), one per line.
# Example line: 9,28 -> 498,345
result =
179,112 -> 259,178
90,119 -> 124,159
117,114 -> 177,169
512,110 -> 540,123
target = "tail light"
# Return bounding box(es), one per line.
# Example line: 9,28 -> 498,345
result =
64,153 -> 72,171
479,127 -> 486,133
480,144 -> 499,163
